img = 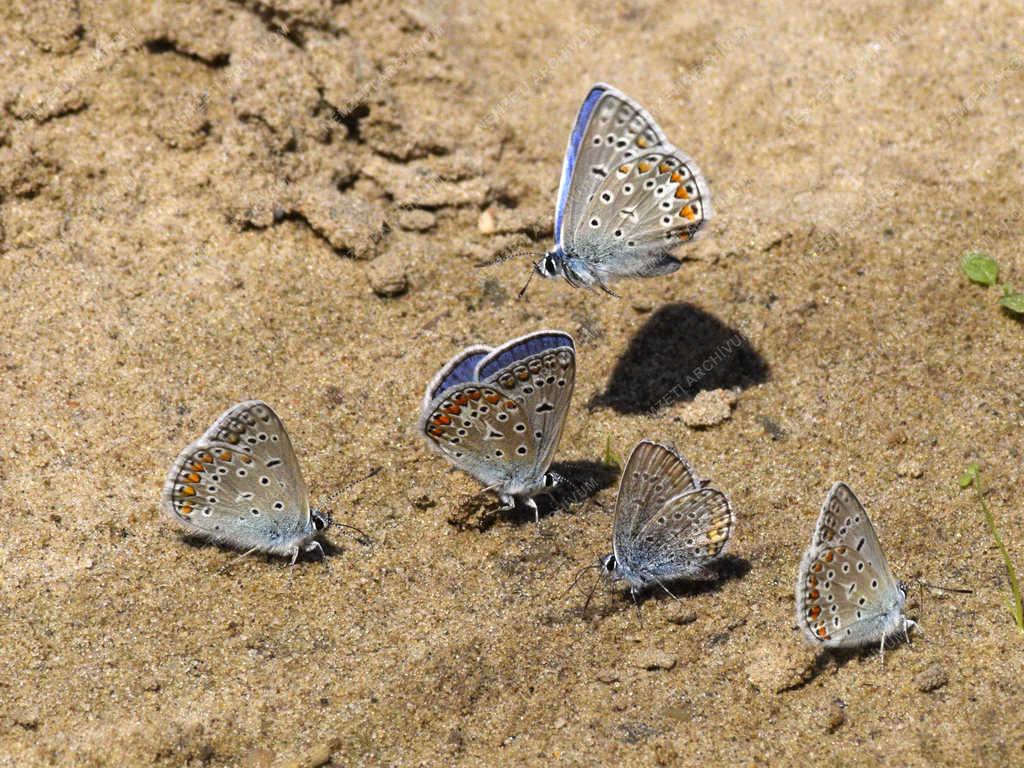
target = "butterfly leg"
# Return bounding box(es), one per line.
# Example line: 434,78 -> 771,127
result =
523,496 -> 540,524
496,493 -> 516,514
305,540 -> 326,561
218,546 -> 259,575
653,577 -> 680,601
630,588 -> 644,628
904,618 -> 918,644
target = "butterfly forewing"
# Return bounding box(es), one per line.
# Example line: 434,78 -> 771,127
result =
613,440 -> 700,549
557,84 -> 712,280
163,401 -> 311,543
479,334 -> 575,474
422,382 -> 534,490
797,483 -> 903,647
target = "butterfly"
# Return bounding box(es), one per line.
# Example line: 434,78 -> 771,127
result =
162,400 -> 331,565
532,83 -> 713,293
420,331 -> 575,522
795,482 -> 916,659
598,440 -> 734,601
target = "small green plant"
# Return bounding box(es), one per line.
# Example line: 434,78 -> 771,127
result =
960,252 -> 1024,316
603,435 -> 622,470
959,462 -> 1024,631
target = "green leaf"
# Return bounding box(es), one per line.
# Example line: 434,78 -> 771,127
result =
961,252 -> 999,286
999,292 -> 1024,314
959,462 -> 979,489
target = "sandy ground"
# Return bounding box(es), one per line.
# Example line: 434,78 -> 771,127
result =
1,0 -> 1023,765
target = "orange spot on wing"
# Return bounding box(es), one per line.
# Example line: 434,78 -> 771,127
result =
670,171 -> 682,183
181,485 -> 196,496
658,163 -> 671,173
185,472 -> 200,483
809,605 -> 821,619
679,205 -> 695,221
218,450 -> 231,461
443,404 -> 462,415
636,137 -> 649,148
468,390 -> 482,400
824,550 -> 834,563
191,462 -> 204,472
618,164 -> 632,174
484,393 -> 500,404
454,394 -> 469,406
505,401 -> 518,409
674,186 -> 689,199
816,626 -> 829,638
809,589 -> 820,600
637,161 -> 651,173
434,414 -> 451,426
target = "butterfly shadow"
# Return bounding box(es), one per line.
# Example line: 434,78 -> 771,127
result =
588,303 -> 769,414
177,533 -> 339,568
574,554 -> 752,621
546,459 -> 620,513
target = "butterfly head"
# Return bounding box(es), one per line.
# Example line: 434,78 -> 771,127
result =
534,251 -> 562,279
310,509 -> 333,533
600,553 -> 618,577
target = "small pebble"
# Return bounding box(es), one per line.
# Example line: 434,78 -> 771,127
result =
914,663 -> 949,693
896,459 -> 924,479
280,740 -> 337,768
826,699 -> 846,733
397,209 -> 436,231
477,208 -> 496,234
679,389 -> 737,428
241,748 -> 275,768
406,487 -> 436,510
632,650 -> 677,671
665,607 -> 698,626
746,638 -> 816,693
595,668 -> 621,684
365,253 -> 408,298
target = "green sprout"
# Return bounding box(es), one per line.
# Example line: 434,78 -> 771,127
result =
603,435 -> 622,470
959,462 -> 1024,631
960,252 -> 1024,316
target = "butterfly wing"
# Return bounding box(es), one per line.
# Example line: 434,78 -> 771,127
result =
621,488 -> 733,582
557,84 -> 712,279
476,331 -> 575,480
162,401 -> 313,554
612,440 -> 701,559
421,382 -> 537,491
421,344 -> 492,414
796,483 -> 904,647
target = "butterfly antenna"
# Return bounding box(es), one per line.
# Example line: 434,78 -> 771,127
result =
582,570 -> 603,616
564,562 -> 601,597
316,466 -> 382,512
476,249 -> 541,269
334,522 -> 373,547
517,266 -> 537,300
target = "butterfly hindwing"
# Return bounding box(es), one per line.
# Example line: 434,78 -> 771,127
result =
556,84 -> 712,281
162,401 -> 313,554
796,483 -> 907,648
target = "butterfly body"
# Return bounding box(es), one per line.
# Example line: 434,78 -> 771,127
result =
795,482 -> 916,655
163,400 -> 330,564
420,331 -> 575,520
602,440 -> 734,598
539,83 -> 713,291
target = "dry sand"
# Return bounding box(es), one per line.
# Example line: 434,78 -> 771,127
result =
1,1 -> 1023,765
